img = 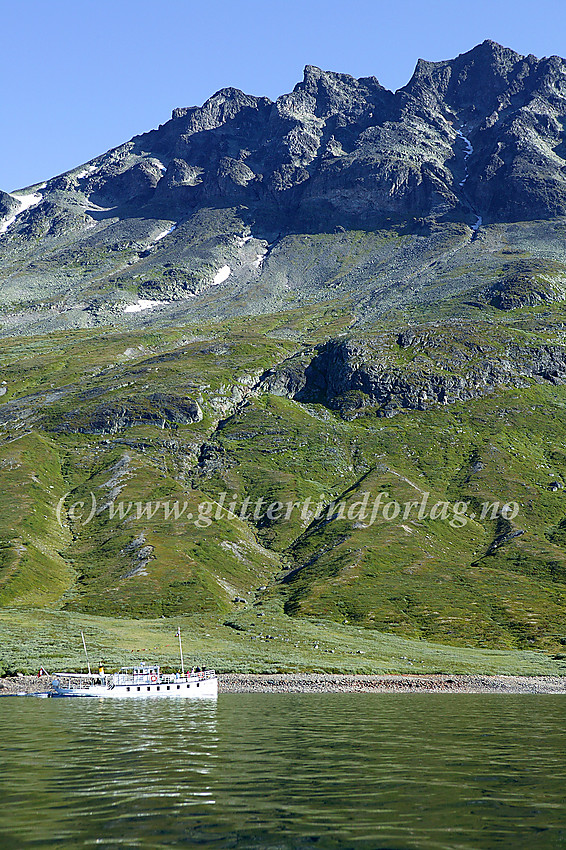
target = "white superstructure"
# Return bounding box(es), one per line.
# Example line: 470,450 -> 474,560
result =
50,628 -> 217,699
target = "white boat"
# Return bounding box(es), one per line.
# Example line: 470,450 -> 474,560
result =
50,628 -> 217,698
51,665 -> 217,699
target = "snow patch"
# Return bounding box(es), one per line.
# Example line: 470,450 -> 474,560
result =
456,129 -> 474,187
74,164 -> 97,180
123,299 -> 168,313
85,201 -> 117,213
15,192 -> 44,213
0,214 -> 18,235
472,215 -> 483,231
153,224 -> 177,242
212,265 -> 231,286
0,191 -> 43,234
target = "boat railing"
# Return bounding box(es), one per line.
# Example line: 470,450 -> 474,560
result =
52,673 -> 102,690
53,669 -> 216,688
110,669 -> 216,686
187,669 -> 216,682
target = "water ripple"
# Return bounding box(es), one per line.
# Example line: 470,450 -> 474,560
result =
0,694 -> 564,848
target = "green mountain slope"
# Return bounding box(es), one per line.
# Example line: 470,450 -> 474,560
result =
2,43 -> 566,670
1,299 -> 566,659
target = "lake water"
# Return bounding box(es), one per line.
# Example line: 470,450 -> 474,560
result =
0,694 -> 564,849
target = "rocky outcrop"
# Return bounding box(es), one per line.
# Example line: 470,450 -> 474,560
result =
264,332 -> 566,417
92,159 -> 164,206
121,533 -> 155,578
54,393 -> 203,435
0,190 -> 19,219
484,259 -> 566,309
261,351 -> 315,398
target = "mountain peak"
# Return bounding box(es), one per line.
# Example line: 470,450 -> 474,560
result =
463,38 -> 526,67
295,64 -> 386,95
402,39 -> 539,116
2,39 -> 566,296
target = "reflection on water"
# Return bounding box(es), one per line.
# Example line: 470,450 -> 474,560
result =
0,695 -> 565,848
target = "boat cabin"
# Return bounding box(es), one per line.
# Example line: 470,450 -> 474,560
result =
114,665 -> 161,685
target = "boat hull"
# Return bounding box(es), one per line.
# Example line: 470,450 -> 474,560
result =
52,677 -> 218,699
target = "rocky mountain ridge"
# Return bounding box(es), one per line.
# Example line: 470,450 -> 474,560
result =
7,39 -> 566,226
0,41 -> 566,337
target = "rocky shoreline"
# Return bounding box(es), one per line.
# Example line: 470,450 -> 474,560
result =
219,674 -> 566,694
1,673 -> 566,696
0,676 -> 53,696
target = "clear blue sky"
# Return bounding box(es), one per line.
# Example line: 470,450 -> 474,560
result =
1,0 -> 565,191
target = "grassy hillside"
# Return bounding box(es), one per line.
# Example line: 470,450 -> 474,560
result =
1,294 -> 566,670
1,607 -> 564,677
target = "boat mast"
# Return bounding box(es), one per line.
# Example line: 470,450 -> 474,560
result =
176,627 -> 185,673
81,631 -> 92,675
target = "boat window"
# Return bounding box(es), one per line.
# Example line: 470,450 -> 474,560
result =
167,686 -> 170,691
157,686 -> 160,691
137,687 -> 140,691
127,687 -> 130,692
147,686 -> 150,691
177,685 -> 180,690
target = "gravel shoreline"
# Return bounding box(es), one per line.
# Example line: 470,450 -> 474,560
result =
0,676 -> 53,696
1,673 -> 566,696
219,674 -> 566,694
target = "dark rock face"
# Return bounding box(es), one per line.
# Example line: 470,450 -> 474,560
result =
54,393 -> 203,435
93,159 -> 164,205
262,352 -> 315,398
126,41 -> 566,224
402,41 -> 566,221
136,64 -> 454,224
0,191 -> 19,218
265,333 -> 566,417
8,40 -> 558,235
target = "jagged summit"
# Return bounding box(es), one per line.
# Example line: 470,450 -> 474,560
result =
295,63 -> 386,95
403,40 -> 537,110
0,41 -> 566,335
4,40 -> 565,226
